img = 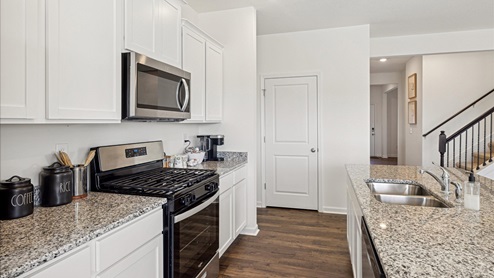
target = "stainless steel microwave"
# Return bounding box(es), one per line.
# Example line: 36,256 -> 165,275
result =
122,52 -> 191,121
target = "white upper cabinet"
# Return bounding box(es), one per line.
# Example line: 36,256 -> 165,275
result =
0,0 -> 123,123
0,0 -> 42,119
182,21 -> 223,123
46,0 -> 122,120
205,42 -> 223,122
182,26 -> 206,121
125,0 -> 182,68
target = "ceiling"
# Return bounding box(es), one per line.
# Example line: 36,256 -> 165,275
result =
186,0 -> 494,37
186,0 -> 494,73
370,56 -> 413,73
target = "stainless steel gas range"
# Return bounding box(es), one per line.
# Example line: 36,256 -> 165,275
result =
89,141 -> 219,278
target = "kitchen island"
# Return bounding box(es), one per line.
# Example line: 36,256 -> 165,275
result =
0,193 -> 166,278
346,164 -> 494,277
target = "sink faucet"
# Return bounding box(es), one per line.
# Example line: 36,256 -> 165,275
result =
419,163 -> 450,194
450,181 -> 463,203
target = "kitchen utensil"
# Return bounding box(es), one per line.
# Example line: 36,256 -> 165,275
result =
54,152 -> 64,165
40,162 -> 73,207
0,175 -> 34,220
59,151 -> 74,167
72,164 -> 88,199
84,150 -> 96,167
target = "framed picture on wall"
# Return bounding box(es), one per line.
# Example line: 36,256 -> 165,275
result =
408,100 -> 417,125
408,73 -> 417,99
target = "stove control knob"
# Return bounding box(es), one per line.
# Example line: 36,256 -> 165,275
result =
191,194 -> 196,201
205,184 -> 213,192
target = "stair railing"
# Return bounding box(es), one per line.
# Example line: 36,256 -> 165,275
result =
439,106 -> 494,170
423,88 -> 494,138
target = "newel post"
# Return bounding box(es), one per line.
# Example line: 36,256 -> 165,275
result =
439,131 -> 447,167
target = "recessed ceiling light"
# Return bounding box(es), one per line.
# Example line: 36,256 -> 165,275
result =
379,58 -> 387,62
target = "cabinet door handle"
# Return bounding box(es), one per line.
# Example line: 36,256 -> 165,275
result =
311,148 -> 316,153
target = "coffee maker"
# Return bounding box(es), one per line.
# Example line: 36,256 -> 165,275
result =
197,135 -> 224,161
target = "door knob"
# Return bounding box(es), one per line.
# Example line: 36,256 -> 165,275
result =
311,148 -> 316,153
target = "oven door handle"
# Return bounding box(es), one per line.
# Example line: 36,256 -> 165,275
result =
174,191 -> 219,223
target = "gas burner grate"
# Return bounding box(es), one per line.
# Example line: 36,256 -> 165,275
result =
99,168 -> 216,196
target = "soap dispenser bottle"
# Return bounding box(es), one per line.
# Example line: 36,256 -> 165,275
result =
464,172 -> 480,210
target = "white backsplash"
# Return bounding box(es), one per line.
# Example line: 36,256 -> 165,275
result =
0,122 -> 201,185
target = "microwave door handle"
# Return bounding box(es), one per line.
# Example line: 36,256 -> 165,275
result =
176,79 -> 183,110
181,79 -> 190,112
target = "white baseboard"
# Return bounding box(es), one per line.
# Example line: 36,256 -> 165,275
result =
256,201 -> 264,208
241,225 -> 260,236
320,206 -> 347,215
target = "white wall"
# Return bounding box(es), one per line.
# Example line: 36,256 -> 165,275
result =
196,7 -> 259,234
405,56 -> 423,166
258,25 -> 370,213
421,51 -> 494,166
0,123 -> 200,185
387,89 -> 398,157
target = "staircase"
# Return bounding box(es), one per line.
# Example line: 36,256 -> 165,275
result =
423,88 -> 494,174
456,141 -> 493,172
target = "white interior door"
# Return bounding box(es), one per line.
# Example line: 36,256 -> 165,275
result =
370,104 -> 375,157
264,76 -> 318,210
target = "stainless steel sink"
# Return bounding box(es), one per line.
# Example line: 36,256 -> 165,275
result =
367,182 -> 431,196
373,194 -> 450,208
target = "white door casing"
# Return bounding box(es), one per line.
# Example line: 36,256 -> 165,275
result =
370,104 -> 376,157
264,76 -> 318,210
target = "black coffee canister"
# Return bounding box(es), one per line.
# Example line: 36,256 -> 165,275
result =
40,162 -> 73,207
0,175 -> 34,220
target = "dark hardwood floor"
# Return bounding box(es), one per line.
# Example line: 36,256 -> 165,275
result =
370,157 -> 397,165
219,208 -> 353,278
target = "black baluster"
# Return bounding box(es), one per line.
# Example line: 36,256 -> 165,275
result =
471,126 -> 474,171
465,130 -> 468,171
439,131 -> 446,167
491,113 -> 493,162
447,142 -> 450,167
458,135 -> 461,169
477,123 -> 480,170
453,138 -> 456,167
484,118 -> 487,166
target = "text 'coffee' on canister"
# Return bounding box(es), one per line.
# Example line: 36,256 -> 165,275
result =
40,162 -> 73,207
0,175 -> 34,220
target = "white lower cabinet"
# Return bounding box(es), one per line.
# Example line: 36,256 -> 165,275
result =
233,179 -> 247,237
29,245 -> 91,278
219,187 -> 234,257
219,165 -> 247,257
96,235 -> 163,278
20,207 -> 163,278
347,178 -> 363,278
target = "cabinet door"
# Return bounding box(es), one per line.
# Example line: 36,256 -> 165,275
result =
182,27 -> 206,121
124,0 -> 158,59
28,245 -> 91,278
158,0 -> 181,68
97,235 -> 163,278
219,188 -> 234,257
46,0 -> 122,120
205,42 -> 223,122
233,179 -> 247,237
0,0 -> 41,119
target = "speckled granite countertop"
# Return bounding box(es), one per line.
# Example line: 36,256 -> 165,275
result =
190,151 -> 247,175
346,165 -> 494,277
0,192 -> 166,278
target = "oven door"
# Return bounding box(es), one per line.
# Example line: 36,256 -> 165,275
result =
173,191 -> 219,278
